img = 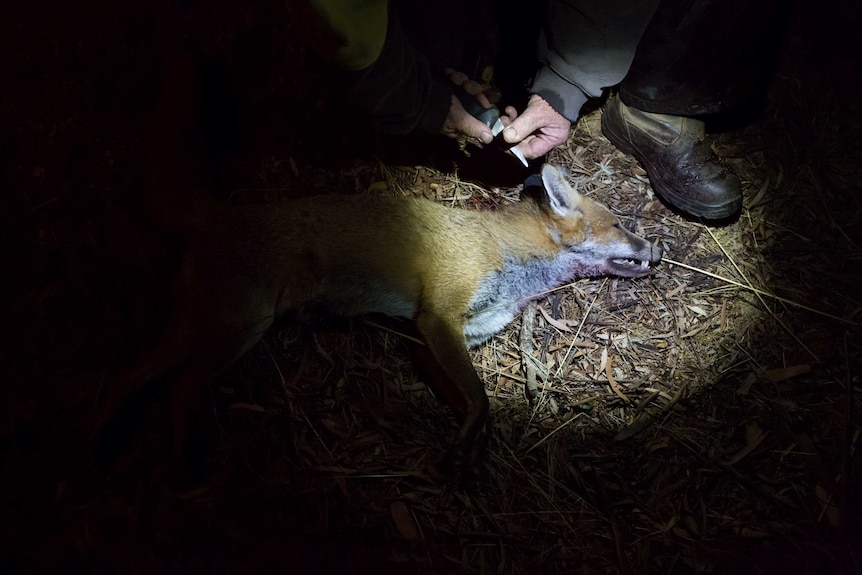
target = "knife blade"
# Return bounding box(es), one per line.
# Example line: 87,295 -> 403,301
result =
454,85 -> 528,167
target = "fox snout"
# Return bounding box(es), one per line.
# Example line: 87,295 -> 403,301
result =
607,238 -> 662,278
565,224 -> 662,280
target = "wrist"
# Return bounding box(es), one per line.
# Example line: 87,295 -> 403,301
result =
530,67 -> 589,122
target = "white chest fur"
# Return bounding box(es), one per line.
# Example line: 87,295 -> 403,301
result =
463,253 -> 584,347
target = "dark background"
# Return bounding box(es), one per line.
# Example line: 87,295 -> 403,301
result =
2,0 -> 861,573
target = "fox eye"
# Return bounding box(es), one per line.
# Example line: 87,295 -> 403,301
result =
612,223 -> 623,230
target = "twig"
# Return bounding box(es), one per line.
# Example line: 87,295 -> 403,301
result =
525,412 -> 590,455
663,257 -> 855,327
554,278 -> 608,380
700,227 -> 821,362
840,330 -> 855,534
519,300 -> 539,404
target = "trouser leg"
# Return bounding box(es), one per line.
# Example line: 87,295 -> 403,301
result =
529,0 -> 660,121
620,0 -> 784,116
601,0 -> 786,219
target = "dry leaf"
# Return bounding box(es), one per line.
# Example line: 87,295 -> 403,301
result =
740,364 -> 811,394
815,484 -> 840,527
538,304 -> 575,332
390,501 -> 419,541
228,402 -> 266,412
604,350 -> 629,403
722,421 -> 767,465
686,304 -> 708,317
760,364 -> 811,382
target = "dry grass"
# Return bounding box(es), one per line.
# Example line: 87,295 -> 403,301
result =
137,106 -> 856,575
3,1 -> 861,574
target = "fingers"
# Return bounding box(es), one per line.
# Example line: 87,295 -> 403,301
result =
501,105 -> 518,127
442,69 -> 495,144
501,94 -> 559,144
445,69 -> 492,109
512,131 -> 569,160
502,94 -> 571,159
443,95 -> 494,144
514,135 -> 560,159
440,72 -> 572,158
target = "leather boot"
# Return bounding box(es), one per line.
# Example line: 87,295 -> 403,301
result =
601,94 -> 742,219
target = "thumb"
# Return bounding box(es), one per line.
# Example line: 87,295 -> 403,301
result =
502,110 -> 543,144
464,118 -> 495,144
450,96 -> 494,143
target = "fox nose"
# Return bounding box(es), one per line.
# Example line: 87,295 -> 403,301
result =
650,243 -> 663,263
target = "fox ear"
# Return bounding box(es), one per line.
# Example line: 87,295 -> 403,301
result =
540,164 -> 581,217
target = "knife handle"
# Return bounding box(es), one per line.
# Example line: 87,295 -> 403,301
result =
454,84 -> 500,129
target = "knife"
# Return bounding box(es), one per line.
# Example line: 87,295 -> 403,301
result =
454,85 -> 529,167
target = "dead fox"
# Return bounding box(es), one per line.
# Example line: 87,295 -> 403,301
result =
93,163 -> 661,467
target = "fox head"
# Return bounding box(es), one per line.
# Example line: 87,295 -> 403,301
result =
537,163 -> 662,278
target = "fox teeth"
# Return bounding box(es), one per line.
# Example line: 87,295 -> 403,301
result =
613,258 -> 648,268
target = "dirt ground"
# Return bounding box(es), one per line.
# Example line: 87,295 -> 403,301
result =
3,0 -> 862,574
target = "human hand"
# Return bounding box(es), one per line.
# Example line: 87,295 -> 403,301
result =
441,69 -> 513,145
501,94 -> 571,159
